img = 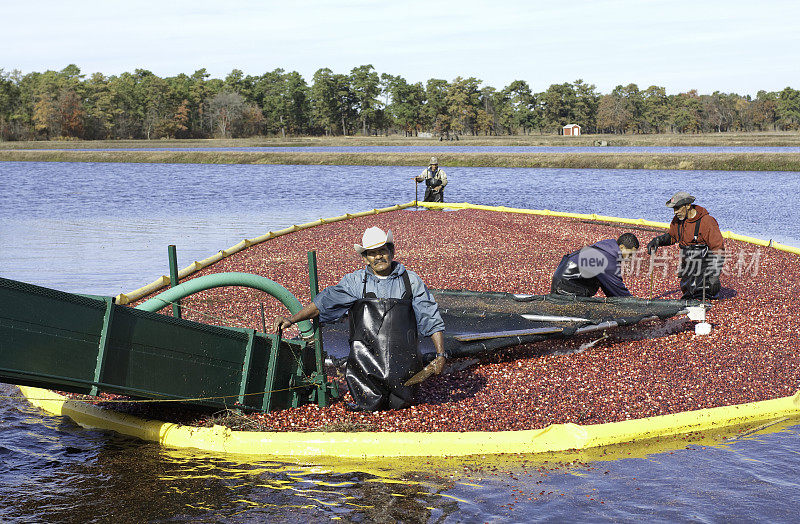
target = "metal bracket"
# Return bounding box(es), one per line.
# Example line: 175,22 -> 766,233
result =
236,329 -> 256,407
90,297 -> 114,396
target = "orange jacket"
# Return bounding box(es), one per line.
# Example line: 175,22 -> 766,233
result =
668,205 -> 724,252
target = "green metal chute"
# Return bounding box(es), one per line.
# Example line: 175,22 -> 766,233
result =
0,275 -> 336,413
136,272 -> 314,338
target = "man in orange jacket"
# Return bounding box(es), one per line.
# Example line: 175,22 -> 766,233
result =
647,192 -> 725,300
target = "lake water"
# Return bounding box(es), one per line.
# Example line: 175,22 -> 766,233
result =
1,160 -> 799,522
1,162 -> 798,296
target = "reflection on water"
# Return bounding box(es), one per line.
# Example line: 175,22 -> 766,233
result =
1,160 -> 800,521
2,381 -> 799,521
152,460 -> 461,522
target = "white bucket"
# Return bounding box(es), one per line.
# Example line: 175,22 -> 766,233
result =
695,322 -> 712,336
686,306 -> 706,322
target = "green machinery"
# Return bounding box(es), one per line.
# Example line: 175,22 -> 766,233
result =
0,251 -> 338,413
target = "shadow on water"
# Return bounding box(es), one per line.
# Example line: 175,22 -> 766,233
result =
0,384 -> 215,521
0,387 -> 458,521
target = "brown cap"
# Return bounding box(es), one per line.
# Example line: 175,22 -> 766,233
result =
666,191 -> 695,208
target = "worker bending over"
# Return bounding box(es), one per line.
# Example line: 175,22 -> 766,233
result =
551,233 -> 640,297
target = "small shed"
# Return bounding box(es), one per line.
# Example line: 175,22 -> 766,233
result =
563,124 -> 581,136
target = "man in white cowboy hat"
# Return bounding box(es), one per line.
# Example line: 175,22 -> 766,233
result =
273,226 -> 446,412
646,191 -> 725,299
414,157 -> 448,202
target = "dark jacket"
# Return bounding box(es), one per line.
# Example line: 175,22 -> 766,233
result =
557,239 -> 631,297
668,205 -> 724,252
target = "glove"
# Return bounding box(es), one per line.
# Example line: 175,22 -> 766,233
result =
646,238 -> 659,255
647,233 -> 672,255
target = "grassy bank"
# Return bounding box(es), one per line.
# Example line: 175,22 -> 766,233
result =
2,131 -> 800,149
2,149 -> 800,171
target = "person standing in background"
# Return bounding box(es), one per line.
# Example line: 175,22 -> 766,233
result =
415,157 -> 448,202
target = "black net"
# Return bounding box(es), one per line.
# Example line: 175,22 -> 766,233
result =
321,289 -> 698,359
431,290 -> 698,357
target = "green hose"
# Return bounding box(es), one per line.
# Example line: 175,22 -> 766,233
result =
135,272 -> 313,337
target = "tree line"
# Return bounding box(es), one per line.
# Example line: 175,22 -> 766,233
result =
1,64 -> 799,140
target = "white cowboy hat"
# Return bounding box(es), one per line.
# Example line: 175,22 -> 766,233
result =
354,226 -> 393,254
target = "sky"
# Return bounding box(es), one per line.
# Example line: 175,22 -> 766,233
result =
2,0 -> 798,96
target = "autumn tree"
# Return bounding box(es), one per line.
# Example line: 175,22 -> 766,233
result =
162,69 -> 214,138
5,65 -> 799,138
0,68 -> 24,140
25,65 -> 86,138
170,99 -> 191,138
57,89 -> 84,138
671,90 -> 703,133
703,91 -> 740,132
14,72 -> 43,138
240,103 -> 266,136
207,91 -> 245,137
732,96 -> 751,131
32,96 -> 58,138
749,91 -> 777,131
597,95 -> 628,134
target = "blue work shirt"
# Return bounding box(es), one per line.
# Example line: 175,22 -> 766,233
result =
313,262 -> 445,337
564,238 -> 631,297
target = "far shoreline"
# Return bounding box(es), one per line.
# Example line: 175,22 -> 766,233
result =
2,132 -> 800,149
2,149 -> 800,171
4,133 -> 800,171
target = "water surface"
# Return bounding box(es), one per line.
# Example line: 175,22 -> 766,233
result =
1,162 -> 797,295
1,161 -> 799,522
2,382 -> 798,522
